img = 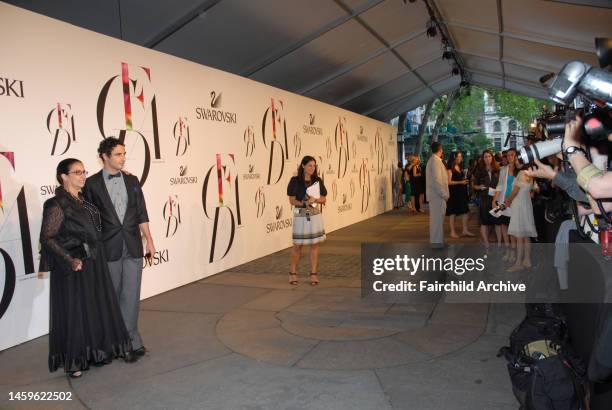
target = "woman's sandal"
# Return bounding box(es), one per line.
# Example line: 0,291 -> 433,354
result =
309,273 -> 319,286
289,272 -> 298,285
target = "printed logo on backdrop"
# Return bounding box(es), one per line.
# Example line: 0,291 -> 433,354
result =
255,186 -> 265,218
170,166 -> 198,186
46,103 -> 77,155
331,181 -> 338,202
0,152 -> 34,320
40,184 -> 59,197
97,62 -> 163,187
163,195 -> 181,237
334,117 -> 350,178
173,117 -> 190,156
266,204 -> 292,234
303,114 -> 323,136
359,159 -> 371,213
0,77 -> 25,98
261,98 -> 289,185
143,249 -> 170,268
374,128 -> 385,175
195,91 -> 237,124
338,179 -> 355,213
324,137 -> 335,177
293,133 -> 302,158
325,137 -> 332,160
202,154 -> 243,262
242,126 -> 260,181
356,125 -> 367,142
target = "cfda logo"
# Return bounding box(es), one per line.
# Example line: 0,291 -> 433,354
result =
254,186 -> 265,218
97,62 -> 162,186
202,154 -> 242,263
173,117 -> 190,156
46,103 -> 77,156
0,152 -> 35,320
242,126 -> 260,181
373,127 -> 385,175
359,159 -> 371,213
334,116 -> 350,178
261,98 -> 289,185
163,195 -> 181,238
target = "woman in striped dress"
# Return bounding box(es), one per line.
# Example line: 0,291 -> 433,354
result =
287,156 -> 327,286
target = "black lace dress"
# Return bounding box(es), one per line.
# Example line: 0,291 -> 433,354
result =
39,187 -> 131,373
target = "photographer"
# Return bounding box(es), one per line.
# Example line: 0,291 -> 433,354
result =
563,115 -> 612,199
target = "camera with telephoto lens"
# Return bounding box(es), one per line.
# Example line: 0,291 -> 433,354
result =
518,38 -> 612,166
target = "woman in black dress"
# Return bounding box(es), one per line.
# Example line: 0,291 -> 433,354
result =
409,156 -> 425,212
471,150 -> 501,251
39,158 -> 131,378
446,151 -> 474,238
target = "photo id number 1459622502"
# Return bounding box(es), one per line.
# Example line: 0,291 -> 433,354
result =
9,392 -> 73,401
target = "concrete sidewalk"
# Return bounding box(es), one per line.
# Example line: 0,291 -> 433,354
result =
0,208 -> 523,410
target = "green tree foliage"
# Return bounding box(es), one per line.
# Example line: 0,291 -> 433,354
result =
490,89 -> 547,132
430,87 -> 485,134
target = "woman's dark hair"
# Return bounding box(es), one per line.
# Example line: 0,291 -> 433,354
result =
56,158 -> 82,185
446,151 -> 463,170
98,137 -> 125,161
475,149 -> 499,176
297,155 -> 319,182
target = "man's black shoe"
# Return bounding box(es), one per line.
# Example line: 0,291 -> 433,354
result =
124,351 -> 139,363
133,347 -> 147,357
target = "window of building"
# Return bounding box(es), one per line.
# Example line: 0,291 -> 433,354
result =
495,137 -> 501,151
493,121 -> 501,132
510,136 -> 517,149
509,120 -> 517,131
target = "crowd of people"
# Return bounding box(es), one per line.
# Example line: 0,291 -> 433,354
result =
394,141 -> 566,271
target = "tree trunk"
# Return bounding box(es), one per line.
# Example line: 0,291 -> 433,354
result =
416,101 -> 433,157
396,113 -> 407,163
431,90 -> 460,142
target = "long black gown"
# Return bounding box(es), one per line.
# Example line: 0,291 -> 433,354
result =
446,167 -> 470,216
39,186 -> 131,373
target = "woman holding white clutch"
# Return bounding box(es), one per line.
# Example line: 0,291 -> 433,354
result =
287,156 -> 327,286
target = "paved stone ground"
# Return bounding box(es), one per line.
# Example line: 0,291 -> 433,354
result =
0,207 -> 524,410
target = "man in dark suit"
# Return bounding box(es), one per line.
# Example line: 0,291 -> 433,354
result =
84,137 -> 156,362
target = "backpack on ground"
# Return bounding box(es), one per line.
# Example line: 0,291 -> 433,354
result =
498,311 -> 589,410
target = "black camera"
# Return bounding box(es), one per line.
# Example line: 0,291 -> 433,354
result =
518,37 -> 612,166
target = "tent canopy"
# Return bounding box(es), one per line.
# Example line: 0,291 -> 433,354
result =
7,0 -> 612,121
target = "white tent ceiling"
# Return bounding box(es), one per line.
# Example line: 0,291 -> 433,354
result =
6,0 -> 612,121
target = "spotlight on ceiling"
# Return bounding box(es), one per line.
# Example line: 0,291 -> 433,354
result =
426,21 -> 437,38
451,65 -> 460,76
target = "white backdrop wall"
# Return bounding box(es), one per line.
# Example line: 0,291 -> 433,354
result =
0,3 -> 397,351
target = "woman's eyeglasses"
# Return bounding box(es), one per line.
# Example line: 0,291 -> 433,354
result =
69,170 -> 88,176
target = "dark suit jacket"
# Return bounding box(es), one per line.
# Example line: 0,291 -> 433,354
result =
84,171 -> 149,262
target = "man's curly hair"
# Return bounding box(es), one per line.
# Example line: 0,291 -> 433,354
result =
98,137 -> 125,160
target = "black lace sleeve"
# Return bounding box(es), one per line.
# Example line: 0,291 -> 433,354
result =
40,200 -> 74,266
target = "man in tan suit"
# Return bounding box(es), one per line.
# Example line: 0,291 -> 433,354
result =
425,142 -> 449,248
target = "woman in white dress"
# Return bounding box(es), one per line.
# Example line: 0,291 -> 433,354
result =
505,170 -> 538,271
